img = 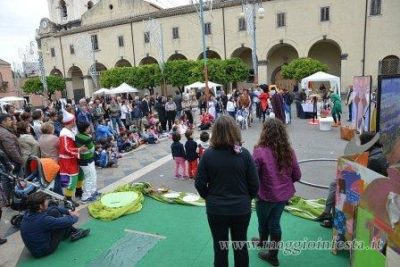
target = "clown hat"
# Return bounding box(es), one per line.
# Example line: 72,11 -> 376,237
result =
62,108 -> 75,124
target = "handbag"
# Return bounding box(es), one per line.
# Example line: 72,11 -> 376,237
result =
340,125 -> 356,141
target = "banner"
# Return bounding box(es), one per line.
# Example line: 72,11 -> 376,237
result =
377,75 -> 400,156
352,76 -> 372,132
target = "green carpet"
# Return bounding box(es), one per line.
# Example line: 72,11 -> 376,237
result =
18,198 -> 349,267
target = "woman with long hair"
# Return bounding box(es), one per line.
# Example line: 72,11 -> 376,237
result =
195,115 -> 259,267
252,118 -> 301,266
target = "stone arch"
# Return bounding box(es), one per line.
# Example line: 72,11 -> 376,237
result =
67,66 -> 84,102
381,55 -> 400,75
167,53 -> 187,61
50,68 -> 63,76
198,50 -> 221,60
231,47 -> 252,67
139,56 -> 158,65
115,59 -> 132,68
308,39 -> 342,77
267,43 -> 299,90
88,62 -> 107,75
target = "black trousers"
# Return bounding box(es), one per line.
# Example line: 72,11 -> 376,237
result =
207,213 -> 251,267
185,110 -> 194,125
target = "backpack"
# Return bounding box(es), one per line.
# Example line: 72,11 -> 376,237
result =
285,93 -> 294,105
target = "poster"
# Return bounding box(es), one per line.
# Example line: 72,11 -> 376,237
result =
377,75 -> 400,155
352,76 -> 372,132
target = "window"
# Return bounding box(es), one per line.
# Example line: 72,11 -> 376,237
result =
59,0 -> 67,18
277,12 -> 286,27
50,48 -> 55,57
69,44 -> 75,55
91,34 -> 99,50
172,27 -> 179,39
144,32 -> 150,43
238,17 -> 246,31
321,6 -> 330,22
87,1 -> 93,10
381,56 -> 399,75
118,36 -> 124,47
370,0 -> 381,16
204,22 -> 211,35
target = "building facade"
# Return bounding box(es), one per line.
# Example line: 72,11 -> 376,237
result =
37,0 -> 400,100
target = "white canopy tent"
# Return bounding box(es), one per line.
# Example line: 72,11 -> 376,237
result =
301,71 -> 341,95
184,81 -> 223,96
105,83 -> 139,95
93,88 -> 110,95
0,96 -> 26,102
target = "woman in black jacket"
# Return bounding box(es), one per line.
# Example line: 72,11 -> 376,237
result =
155,97 -> 167,132
195,115 -> 259,267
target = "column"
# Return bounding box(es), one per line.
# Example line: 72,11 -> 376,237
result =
83,75 -> 94,98
257,60 -> 268,84
65,79 -> 74,100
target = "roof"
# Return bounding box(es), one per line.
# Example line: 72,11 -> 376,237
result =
0,59 -> 11,66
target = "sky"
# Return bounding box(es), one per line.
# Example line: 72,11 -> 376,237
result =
0,0 -> 191,70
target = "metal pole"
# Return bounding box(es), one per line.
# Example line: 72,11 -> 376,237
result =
252,1 -> 258,84
199,0 -> 209,98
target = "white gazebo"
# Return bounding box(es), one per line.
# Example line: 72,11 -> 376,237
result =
184,81 -> 223,96
105,83 -> 139,95
301,71 -> 341,95
93,88 -> 110,95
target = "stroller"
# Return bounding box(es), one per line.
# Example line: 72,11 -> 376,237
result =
236,108 -> 249,130
3,156 -> 71,227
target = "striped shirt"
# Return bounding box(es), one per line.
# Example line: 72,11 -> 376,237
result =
75,133 -> 95,166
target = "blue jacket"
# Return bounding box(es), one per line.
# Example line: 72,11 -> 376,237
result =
20,208 -> 78,257
171,141 -> 186,159
185,139 -> 198,161
99,150 -> 109,167
95,124 -> 113,142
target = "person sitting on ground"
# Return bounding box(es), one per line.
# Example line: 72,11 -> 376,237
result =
171,119 -> 187,135
141,125 -> 160,144
315,131 -> 389,228
98,144 -> 118,168
117,132 -> 135,152
20,192 -> 90,258
198,111 -> 213,131
95,119 -> 114,143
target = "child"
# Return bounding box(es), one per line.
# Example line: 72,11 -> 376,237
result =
75,121 -> 98,202
199,111 -> 213,130
99,145 -> 118,168
184,130 -> 198,179
142,125 -> 159,144
171,132 -> 187,179
148,113 -> 157,127
172,119 -> 187,135
94,144 -> 102,167
117,132 -> 134,152
197,131 -> 210,158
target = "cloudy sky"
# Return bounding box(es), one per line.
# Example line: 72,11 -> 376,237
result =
0,0 -> 190,69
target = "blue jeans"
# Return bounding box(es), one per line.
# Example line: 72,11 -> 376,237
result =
255,200 -> 286,241
284,103 -> 292,123
111,117 -> 124,130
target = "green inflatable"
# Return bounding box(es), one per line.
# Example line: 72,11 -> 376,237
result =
88,184 -> 145,221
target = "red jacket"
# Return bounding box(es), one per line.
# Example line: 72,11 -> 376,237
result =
59,128 -> 80,176
259,92 -> 269,112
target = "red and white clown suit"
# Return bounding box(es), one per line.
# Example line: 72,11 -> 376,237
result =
59,109 -> 83,199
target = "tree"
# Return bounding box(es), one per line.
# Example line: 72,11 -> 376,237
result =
191,58 -> 249,86
22,75 -> 65,100
164,60 -> 197,93
281,57 -> 328,82
133,64 -> 162,95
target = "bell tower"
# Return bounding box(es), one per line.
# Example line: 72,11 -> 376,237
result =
47,0 -> 100,24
